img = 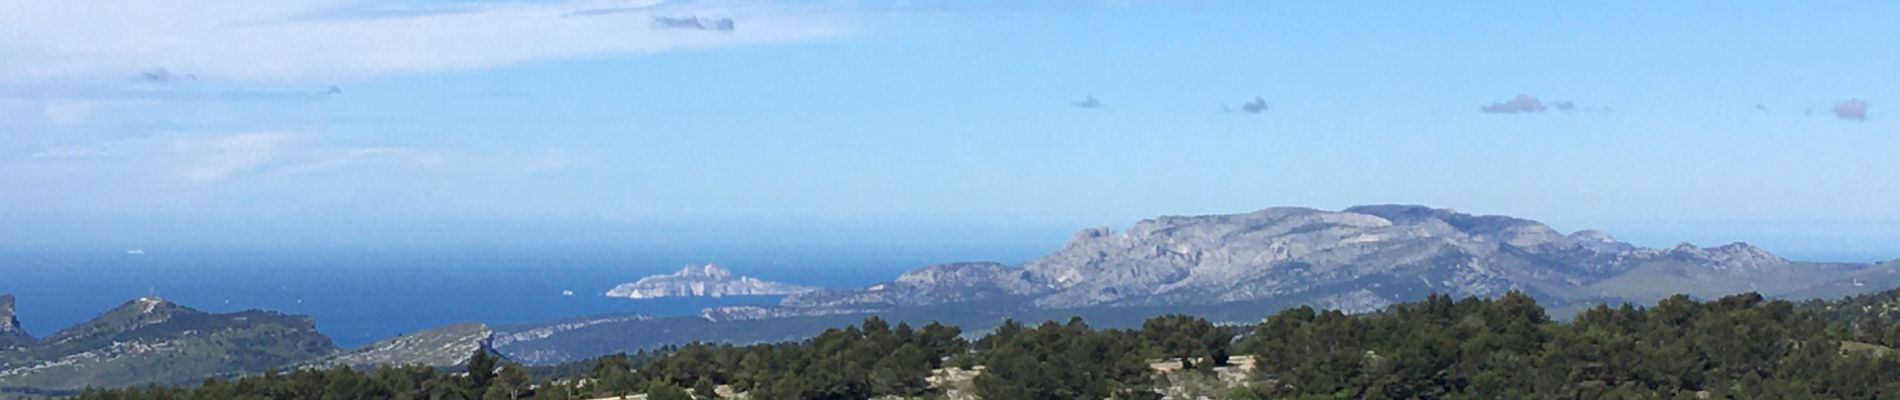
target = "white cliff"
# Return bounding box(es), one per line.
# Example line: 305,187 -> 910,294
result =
605,264 -> 816,299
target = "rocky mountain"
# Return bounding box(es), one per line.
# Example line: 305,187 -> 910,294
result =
422,205 -> 1900,366
306,322 -> 491,369
605,264 -> 816,299
0,295 -> 30,351
473,205 -> 1900,365
0,296 -> 338,392
783,205 -> 1892,315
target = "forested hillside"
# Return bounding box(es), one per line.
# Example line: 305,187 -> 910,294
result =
71,290 -> 1900,399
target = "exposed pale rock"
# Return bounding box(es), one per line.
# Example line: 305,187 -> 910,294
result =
0,294 -> 31,349
606,264 -> 816,299
306,323 -> 491,369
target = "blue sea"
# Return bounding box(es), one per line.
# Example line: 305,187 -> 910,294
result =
0,249 -> 1001,348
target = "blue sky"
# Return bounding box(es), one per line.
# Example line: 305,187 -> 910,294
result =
1,1 -> 1895,261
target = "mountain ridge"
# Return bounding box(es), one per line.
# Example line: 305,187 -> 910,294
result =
489,204 -> 1898,364
0,296 -> 338,392
305,322 -> 492,370
780,204 -> 1893,314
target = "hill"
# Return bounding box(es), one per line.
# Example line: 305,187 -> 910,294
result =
304,322 -> 492,370
0,296 -> 338,393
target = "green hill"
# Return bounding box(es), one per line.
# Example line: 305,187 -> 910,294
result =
0,296 -> 337,393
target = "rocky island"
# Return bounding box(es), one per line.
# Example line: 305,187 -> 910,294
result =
605,264 -> 817,299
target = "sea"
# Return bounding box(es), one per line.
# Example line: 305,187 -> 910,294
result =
0,248 -> 1024,348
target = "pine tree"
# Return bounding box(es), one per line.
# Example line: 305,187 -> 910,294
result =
645,381 -> 692,400
466,348 -> 499,390
495,362 -> 532,400
692,377 -> 716,399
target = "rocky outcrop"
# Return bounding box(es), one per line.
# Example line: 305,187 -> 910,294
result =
775,205 -> 1889,313
306,323 -> 490,369
489,314 -> 652,349
606,264 -> 816,299
698,305 -> 883,322
0,295 -> 31,350
783,262 -> 1041,308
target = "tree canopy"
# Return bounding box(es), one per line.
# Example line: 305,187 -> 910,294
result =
68,290 -> 1900,399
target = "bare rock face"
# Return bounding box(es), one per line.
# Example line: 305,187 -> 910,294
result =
307,323 -> 491,369
782,262 -> 1041,308
771,204 -> 1890,314
1667,242 -> 1789,271
605,264 -> 816,299
0,294 -> 31,350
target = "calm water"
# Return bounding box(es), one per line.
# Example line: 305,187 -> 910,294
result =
0,249 -> 951,347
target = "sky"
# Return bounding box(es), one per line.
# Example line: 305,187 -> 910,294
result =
2,1 -> 1897,262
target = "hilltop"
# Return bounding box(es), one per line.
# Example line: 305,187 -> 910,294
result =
0,296 -> 338,392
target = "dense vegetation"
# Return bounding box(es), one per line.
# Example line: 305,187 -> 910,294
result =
1803,287 -> 1900,349
66,290 -> 1900,399
1238,292 -> 1900,398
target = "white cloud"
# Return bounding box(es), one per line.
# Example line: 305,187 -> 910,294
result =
0,0 -> 854,84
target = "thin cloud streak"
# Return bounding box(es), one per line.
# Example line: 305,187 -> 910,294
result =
0,0 -> 853,83
651,16 -> 736,31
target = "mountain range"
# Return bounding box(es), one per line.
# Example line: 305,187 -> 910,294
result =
777,205 -> 1892,315
497,205 -> 1900,364
3,204 -> 1897,389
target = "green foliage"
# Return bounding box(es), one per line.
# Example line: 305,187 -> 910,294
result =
973,318 -> 1156,400
1139,314 -> 1234,370
0,303 -> 339,392
643,381 -> 691,400
620,317 -> 970,400
1802,287 -> 1900,348
1224,386 -> 1266,400
1236,291 -> 1900,398
573,352 -> 650,397
691,377 -> 716,398
465,348 -> 498,390
530,380 -> 570,400
66,288 -> 1900,400
493,363 -> 531,399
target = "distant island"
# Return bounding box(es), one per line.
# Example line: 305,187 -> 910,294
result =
605,264 -> 818,299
